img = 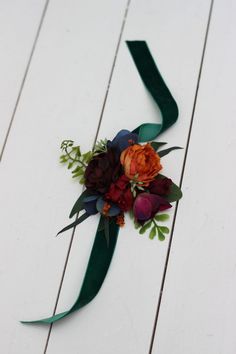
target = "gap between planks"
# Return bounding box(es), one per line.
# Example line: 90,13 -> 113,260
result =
0,0 -> 50,162
148,0 -> 215,353
43,0 -> 132,352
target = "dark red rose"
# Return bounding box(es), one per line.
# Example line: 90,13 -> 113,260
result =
149,177 -> 172,196
85,148 -> 121,194
106,175 -> 133,212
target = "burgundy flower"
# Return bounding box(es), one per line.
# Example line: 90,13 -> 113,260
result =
133,192 -> 171,223
106,175 -> 133,212
149,177 -> 172,196
84,148 -> 121,194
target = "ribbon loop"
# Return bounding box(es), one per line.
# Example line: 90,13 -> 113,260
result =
126,41 -> 178,141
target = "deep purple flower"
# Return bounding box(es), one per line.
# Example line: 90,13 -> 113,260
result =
84,148 -> 121,194
107,129 -> 138,154
133,193 -> 171,223
149,177 -> 172,196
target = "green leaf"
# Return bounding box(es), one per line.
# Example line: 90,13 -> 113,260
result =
157,174 -> 183,203
72,169 -> 84,178
82,151 -> 92,163
139,220 -> 152,234
157,229 -> 165,241
57,212 -> 90,236
158,226 -> 169,234
151,142 -> 167,151
72,146 -> 81,156
145,220 -> 153,229
167,182 -> 183,203
69,189 -> 92,218
134,219 -> 141,229
155,214 -> 170,222
158,146 -> 182,157
149,226 -> 157,240
60,155 -> 68,163
139,227 -> 146,235
68,162 -> 74,169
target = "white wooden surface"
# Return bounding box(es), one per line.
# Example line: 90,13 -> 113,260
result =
0,0 -> 47,156
1,0 -> 235,353
152,0 -> 236,353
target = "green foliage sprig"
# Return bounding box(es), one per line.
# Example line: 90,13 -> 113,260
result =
60,140 -> 93,183
135,213 -> 170,240
93,138 -> 108,154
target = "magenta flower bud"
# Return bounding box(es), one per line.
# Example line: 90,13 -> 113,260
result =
133,193 -> 171,223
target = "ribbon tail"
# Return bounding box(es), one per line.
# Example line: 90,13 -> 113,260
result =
126,41 -> 178,141
21,217 -> 119,324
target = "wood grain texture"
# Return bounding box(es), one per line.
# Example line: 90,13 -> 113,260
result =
46,1 -> 211,353
0,0 -> 47,156
0,0 -> 128,352
152,0 -> 236,353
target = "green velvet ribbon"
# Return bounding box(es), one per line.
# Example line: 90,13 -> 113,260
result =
127,41 -> 178,141
22,41 -> 178,324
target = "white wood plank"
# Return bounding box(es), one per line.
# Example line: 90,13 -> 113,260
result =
0,0 -> 128,353
152,1 -> 236,353
46,1 -> 211,353
0,0 -> 47,154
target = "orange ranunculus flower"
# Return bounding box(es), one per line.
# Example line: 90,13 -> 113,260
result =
120,143 -> 162,186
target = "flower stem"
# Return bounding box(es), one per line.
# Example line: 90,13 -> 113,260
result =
65,148 -> 87,168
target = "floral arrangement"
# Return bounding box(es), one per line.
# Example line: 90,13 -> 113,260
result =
22,41 -> 183,325
59,129 -> 182,242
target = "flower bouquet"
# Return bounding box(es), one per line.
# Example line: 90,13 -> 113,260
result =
59,129 -> 182,242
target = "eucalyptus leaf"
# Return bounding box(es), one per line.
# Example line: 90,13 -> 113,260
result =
96,197 -> 120,217
158,146 -> 182,157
